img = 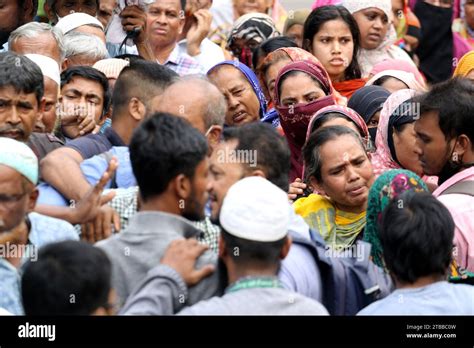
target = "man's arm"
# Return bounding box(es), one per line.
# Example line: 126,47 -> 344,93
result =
40,147 -> 92,202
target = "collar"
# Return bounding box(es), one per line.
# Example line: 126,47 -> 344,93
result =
105,127 -> 126,146
433,166 -> 474,197
125,211 -> 203,239
163,44 -> 180,65
225,276 -> 283,293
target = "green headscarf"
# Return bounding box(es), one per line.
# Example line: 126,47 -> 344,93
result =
364,169 -> 428,268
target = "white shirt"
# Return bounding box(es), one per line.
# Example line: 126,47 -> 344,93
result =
177,38 -> 226,72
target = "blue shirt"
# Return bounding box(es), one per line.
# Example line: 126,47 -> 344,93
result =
0,213 -> 79,315
358,281 -> 474,315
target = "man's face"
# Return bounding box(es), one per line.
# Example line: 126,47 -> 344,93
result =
146,0 -> 185,48
51,0 -> 99,22
233,0 -> 273,17
208,140 -> 246,222
36,77 -> 59,133
0,165 -> 35,233
10,33 -> 62,65
0,86 -> 39,142
0,1 -> 25,45
415,111 -> 453,176
182,158 -> 210,221
98,0 -> 117,29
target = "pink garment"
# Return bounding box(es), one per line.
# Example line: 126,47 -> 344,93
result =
434,167 -> 474,273
369,59 -> 426,88
312,0 -> 341,9
366,70 -> 427,92
371,89 -> 418,177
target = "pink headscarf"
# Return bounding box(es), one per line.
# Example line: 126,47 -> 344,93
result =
368,59 -> 426,87
371,89 -> 418,177
312,0 -> 341,9
366,70 -> 427,92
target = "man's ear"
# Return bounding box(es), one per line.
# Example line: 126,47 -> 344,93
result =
174,173 -> 192,201
27,188 -> 39,212
279,236 -> 292,259
309,175 -> 326,196
128,97 -> 146,122
249,169 -> 266,179
36,97 -> 47,123
61,58 -> 69,71
206,125 -> 222,150
454,134 -> 470,161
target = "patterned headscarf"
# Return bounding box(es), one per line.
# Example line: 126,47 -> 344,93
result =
364,169 -> 428,268
227,13 -> 280,52
208,60 -> 268,119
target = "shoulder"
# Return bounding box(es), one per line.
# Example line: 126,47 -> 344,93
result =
28,212 -> 79,246
293,194 -> 333,215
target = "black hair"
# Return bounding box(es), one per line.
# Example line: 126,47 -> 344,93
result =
0,52 -> 44,104
372,75 -> 409,89
310,111 -> 365,137
22,241 -> 112,315
220,229 -> 287,268
222,123 -> 291,191
181,0 -> 186,11
112,60 -> 178,118
113,53 -> 145,62
303,125 -> 366,183
303,5 -> 361,80
415,77 -> 474,148
380,191 -> 454,284
252,36 -> 298,70
61,66 -> 111,116
129,113 -> 208,202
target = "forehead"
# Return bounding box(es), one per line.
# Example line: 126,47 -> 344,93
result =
360,7 -> 387,16
0,165 -> 24,188
316,19 -> 352,35
56,0 -> 97,6
280,72 -> 320,92
0,86 -> 38,103
319,135 -> 365,164
149,0 -> 182,10
62,76 -> 104,94
416,111 -> 443,134
211,139 -> 240,164
210,65 -> 249,89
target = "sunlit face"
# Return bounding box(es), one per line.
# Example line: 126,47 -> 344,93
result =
352,8 -> 389,50
209,65 -> 260,126
279,72 -> 326,107
310,19 -> 354,82
146,0 -> 185,49
310,134 -> 374,214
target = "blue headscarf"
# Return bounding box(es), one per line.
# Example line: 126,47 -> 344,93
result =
208,60 -> 268,121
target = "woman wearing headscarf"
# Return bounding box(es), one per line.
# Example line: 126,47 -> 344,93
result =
364,169 -> 429,268
366,69 -> 427,92
347,85 -> 391,142
227,13 -> 280,68
283,9 -> 311,48
452,0 -> 474,59
208,60 -> 268,127
274,59 -> 341,182
342,0 -> 416,77
453,50 -> 474,79
303,6 -> 367,98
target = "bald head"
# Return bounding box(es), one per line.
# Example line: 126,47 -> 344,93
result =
158,77 -> 226,134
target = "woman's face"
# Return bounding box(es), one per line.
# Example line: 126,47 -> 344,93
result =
391,0 -> 405,32
208,65 -> 260,126
379,77 -> 409,93
393,123 -> 424,176
465,0 -> 474,30
320,117 -> 360,134
264,58 -> 291,103
352,8 -> 389,50
233,0 -> 273,17
279,72 -> 326,107
368,110 -> 381,128
285,23 -> 304,47
310,19 -> 354,82
311,134 -> 374,213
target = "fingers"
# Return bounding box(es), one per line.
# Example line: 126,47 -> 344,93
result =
79,116 -> 96,136
189,264 -> 215,285
93,214 -> 104,242
81,223 -> 94,243
112,210 -> 121,233
101,208 -> 113,240
95,157 -> 118,193
99,191 -> 116,205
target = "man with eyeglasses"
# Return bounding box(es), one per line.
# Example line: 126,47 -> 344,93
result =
0,138 -> 79,315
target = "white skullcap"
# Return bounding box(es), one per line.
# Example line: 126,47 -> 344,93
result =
55,13 -> 104,35
93,58 -> 130,79
342,0 -> 392,20
24,54 -> 60,86
219,177 -> 289,242
0,138 -> 38,185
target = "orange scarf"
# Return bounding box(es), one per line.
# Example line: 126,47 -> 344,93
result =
332,78 -> 367,99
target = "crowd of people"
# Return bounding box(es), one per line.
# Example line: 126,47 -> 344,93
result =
0,0 -> 473,316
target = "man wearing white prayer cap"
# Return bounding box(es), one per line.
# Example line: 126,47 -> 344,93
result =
0,137 -> 78,315
122,177 -> 329,315
25,54 -> 61,134
55,12 -> 106,44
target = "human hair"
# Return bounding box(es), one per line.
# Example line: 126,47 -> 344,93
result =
415,78 -> 474,147
252,36 -> 298,70
380,191 -> 454,284
222,123 -> 291,191
303,125 -> 366,183
0,52 -> 44,104
63,32 -> 108,62
129,113 -> 208,202
303,5 -> 361,80
21,241 -> 112,315
61,66 -> 111,116
277,70 -> 325,101
46,0 -> 99,12
220,229 -> 287,268
372,75 -> 408,89
112,60 -> 178,117
113,53 -> 145,62
8,22 -> 66,61
310,112 -> 365,137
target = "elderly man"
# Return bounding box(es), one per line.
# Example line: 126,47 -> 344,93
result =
8,22 -> 65,66
0,138 -> 79,315
63,32 -> 109,68
0,0 -> 36,51
44,0 -> 99,24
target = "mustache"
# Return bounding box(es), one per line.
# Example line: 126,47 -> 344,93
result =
0,125 -> 26,135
